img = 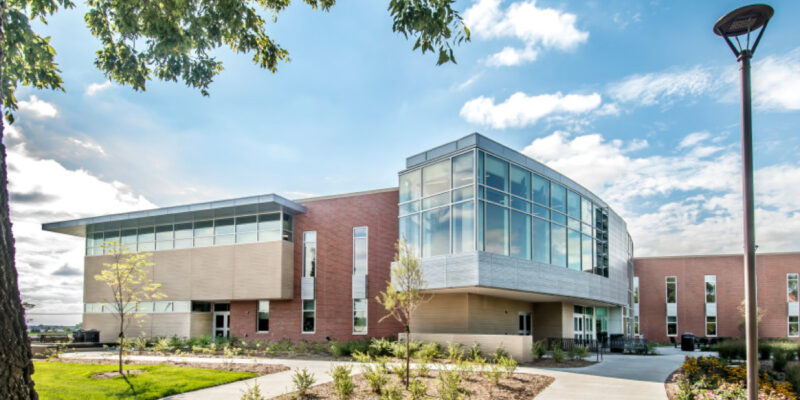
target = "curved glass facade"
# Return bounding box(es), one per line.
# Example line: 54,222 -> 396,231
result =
399,149 -> 610,277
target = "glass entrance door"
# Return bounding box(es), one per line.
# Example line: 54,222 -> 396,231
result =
518,312 -> 532,335
214,311 -> 230,338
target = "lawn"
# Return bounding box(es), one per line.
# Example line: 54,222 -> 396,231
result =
33,362 -> 258,400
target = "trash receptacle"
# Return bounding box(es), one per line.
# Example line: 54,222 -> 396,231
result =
72,329 -> 85,343
681,333 -> 695,351
609,334 -> 625,353
83,329 -> 100,343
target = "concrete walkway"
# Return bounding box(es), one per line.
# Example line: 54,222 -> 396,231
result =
60,347 -> 712,399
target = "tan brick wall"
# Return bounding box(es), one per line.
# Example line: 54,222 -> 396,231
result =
532,302 -> 565,340
466,294 -> 533,335
411,294 -> 469,333
84,241 -> 293,303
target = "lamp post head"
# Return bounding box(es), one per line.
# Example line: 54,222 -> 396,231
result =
714,4 -> 774,58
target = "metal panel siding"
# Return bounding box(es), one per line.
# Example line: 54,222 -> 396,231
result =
301,277 -> 316,300
352,274 -> 367,299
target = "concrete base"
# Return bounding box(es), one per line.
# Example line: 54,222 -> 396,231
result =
400,332 -> 533,362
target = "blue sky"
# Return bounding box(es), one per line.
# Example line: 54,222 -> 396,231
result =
8,0 -> 800,324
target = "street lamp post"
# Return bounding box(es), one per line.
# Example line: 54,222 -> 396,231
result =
713,4 -> 773,400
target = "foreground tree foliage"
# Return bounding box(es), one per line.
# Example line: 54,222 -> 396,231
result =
377,239 -> 430,389
0,1 -> 469,398
94,241 -> 164,389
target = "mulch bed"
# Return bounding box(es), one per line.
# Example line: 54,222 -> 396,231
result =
521,359 -> 597,368
664,368 -> 681,400
56,358 -> 289,375
271,371 -> 554,400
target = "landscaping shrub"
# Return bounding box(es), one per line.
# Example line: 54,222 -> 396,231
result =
492,347 -> 510,362
389,340 -> 421,359
531,340 -> 547,359
291,368 -> 316,400
329,340 -> 348,357
467,343 -> 482,361
785,361 -> 800,395
408,379 -> 427,400
415,342 -> 440,360
369,338 -> 393,357
499,356 -> 518,377
551,342 -> 565,363
363,363 -> 389,394
437,368 -> 469,400
380,383 -> 402,400
346,339 -> 370,355
446,342 -> 463,362
330,364 -> 354,400
240,382 -> 265,400
391,363 -> 408,382
675,356 -> 795,400
483,362 -> 504,388
717,339 -> 746,360
765,340 -> 799,371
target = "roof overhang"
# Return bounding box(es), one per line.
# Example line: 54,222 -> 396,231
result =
42,193 -> 306,238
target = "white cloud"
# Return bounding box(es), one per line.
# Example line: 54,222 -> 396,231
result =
752,49 -> 800,111
460,91 -> 602,129
85,81 -> 112,96
464,0 -> 588,66
455,73 -> 483,91
608,66 -> 714,106
67,137 -> 107,157
8,140 -> 155,324
17,95 -> 58,119
678,131 -> 711,149
520,130 -> 800,256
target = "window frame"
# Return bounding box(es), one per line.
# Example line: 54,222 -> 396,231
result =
353,299 -> 368,335
667,315 -> 678,337
706,316 -> 717,337
302,299 -> 316,334
256,300 -> 270,333
353,227 -> 368,275
788,273 -> 799,303
303,231 -> 317,278
666,276 -> 677,304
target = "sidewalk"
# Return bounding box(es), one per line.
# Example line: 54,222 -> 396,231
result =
61,347 -> 709,399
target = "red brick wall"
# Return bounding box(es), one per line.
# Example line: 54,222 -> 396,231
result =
634,253 -> 800,342
229,189 -> 403,343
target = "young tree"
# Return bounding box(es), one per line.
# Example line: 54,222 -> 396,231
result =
377,239 -> 430,389
0,2 -> 468,398
94,241 -> 164,386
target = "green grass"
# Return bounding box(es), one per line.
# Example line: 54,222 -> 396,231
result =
33,362 -> 258,400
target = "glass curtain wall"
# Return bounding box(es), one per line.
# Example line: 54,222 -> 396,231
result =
86,210 -> 294,255
398,149 -> 611,277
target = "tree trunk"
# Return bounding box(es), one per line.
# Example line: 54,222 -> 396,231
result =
0,3 -> 38,398
405,325 -> 410,389
118,317 -> 124,375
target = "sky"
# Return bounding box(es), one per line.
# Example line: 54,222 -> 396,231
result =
8,0 -> 800,325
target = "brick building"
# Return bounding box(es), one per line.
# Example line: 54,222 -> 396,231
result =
40,132 -> 798,355
634,253 -> 800,343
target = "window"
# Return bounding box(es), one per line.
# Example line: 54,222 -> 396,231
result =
258,213 -> 280,241
633,277 -> 639,304
484,155 -> 508,191
399,214 -> 420,254
422,160 -> 450,196
215,218 -> 235,245
533,218 -> 550,264
532,175 -> 549,206
788,274 -> 799,303
257,301 -> 269,332
302,300 -> 315,333
399,170 -> 421,203
484,203 -> 508,255
666,276 -> 677,304
581,198 -> 593,226
191,301 -> 211,312
236,216 -> 258,244
567,229 -> 581,270
194,220 -> 214,247
509,210 -> 531,259
550,183 -> 566,213
452,152 -> 474,188
567,190 -> 580,219
283,214 -> 294,242
353,227 -> 368,275
581,234 -> 593,272
303,231 -> 317,277
706,316 -> 717,336
155,225 -> 173,250
634,316 -> 640,335
510,165 -> 530,199
174,223 -> 193,248
422,206 -> 450,257
451,201 -> 474,254
121,229 -> 137,249
550,224 -> 567,267
705,275 -> 716,304
667,316 -> 678,336
790,316 -> 800,337
353,299 -> 367,334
